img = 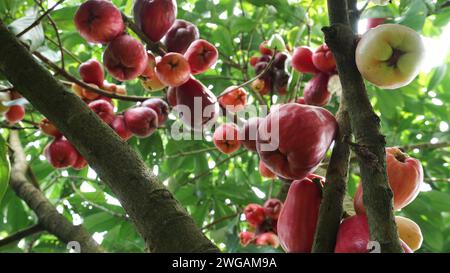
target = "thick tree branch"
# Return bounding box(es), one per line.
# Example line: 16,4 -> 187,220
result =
324,0 -> 402,253
8,130 -> 102,253
0,224 -> 44,248
0,22 -> 219,253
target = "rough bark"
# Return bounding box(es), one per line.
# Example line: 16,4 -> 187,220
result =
8,130 -> 102,253
0,21 -> 219,253
312,109 -> 351,252
323,0 -> 402,253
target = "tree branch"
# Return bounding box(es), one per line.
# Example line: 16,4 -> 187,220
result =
0,21 -> 219,253
0,224 -> 44,248
324,0 -> 402,253
8,130 -> 102,253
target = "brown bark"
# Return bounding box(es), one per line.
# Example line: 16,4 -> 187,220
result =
8,130 -> 102,253
323,0 -> 402,253
0,21 -> 219,253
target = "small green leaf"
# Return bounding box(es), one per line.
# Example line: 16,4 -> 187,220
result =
0,134 -> 11,205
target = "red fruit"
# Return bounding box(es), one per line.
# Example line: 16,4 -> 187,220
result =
259,161 -> 276,179
218,86 -> 247,112
79,59 -> 104,87
88,100 -> 115,125
244,204 -> 266,227
163,19 -> 199,54
263,199 -> 283,220
251,78 -> 270,95
255,232 -> 280,248
39,118 -> 62,138
312,44 -> 336,73
277,177 -> 322,252
155,52 -> 191,87
296,97 -> 306,104
5,105 -> 25,124
303,73 -> 332,106
133,0 -> 177,42
354,147 -> 423,215
74,0 -> 125,44
249,56 -> 260,67
273,53 -> 288,69
45,138 -> 78,169
239,231 -> 255,247
124,107 -> 158,138
367,18 -> 386,30
140,54 -> 167,92
141,98 -> 169,125
103,34 -> 148,81
184,39 -> 218,75
213,123 -> 241,154
239,117 -> 263,152
256,103 -> 337,180
110,115 -> 133,141
335,215 -> 413,253
291,46 -> 319,74
167,87 -> 177,107
259,41 -> 273,55
175,77 -> 219,131
72,152 -> 88,170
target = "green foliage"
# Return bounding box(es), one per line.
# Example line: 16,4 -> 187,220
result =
0,0 -> 449,253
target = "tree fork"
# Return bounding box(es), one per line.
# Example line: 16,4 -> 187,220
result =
0,21 -> 219,253
324,0 -> 402,252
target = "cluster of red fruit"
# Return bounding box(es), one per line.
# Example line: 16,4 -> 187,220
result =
74,0 -> 221,132
240,199 -> 283,248
0,90 -> 26,124
291,44 -> 337,106
249,42 -> 289,96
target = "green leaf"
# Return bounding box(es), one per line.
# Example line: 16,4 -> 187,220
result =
8,13 -> 45,51
428,65 -> 447,91
0,134 -> 10,205
398,0 -> 428,31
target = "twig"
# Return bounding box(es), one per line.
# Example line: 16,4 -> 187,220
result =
16,0 -> 65,38
165,147 -> 217,159
201,212 -> 240,231
0,224 -> 44,248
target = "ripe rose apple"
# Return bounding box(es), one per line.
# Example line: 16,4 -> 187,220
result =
155,52 -> 191,87
259,161 -> 276,179
335,214 -> 412,253
166,87 -> 177,107
249,56 -> 259,67
263,199 -> 283,220
184,39 -> 218,75
273,69 -> 289,95
110,115 -> 133,141
291,46 -> 319,74
251,78 -> 270,95
213,123 -> 241,154
79,59 -> 104,87
218,86 -> 247,112
175,77 -> 219,131
303,73 -> 332,106
312,44 -> 336,73
141,98 -> 169,125
354,147 -> 423,214
356,24 -> 425,89
133,0 -> 177,42
396,216 -> 423,251
366,18 -> 386,30
277,176 -> 323,252
163,19 -> 199,54
259,41 -> 273,55
140,54 -> 167,92
88,100 -> 115,125
45,138 -> 78,169
124,107 -> 158,138
74,0 -> 125,44
39,118 -> 62,138
72,151 -> 88,170
5,105 -> 25,124
255,232 -> 280,248
239,117 -> 263,152
103,34 -> 148,81
71,83 -> 100,101
239,231 -> 255,247
256,103 -> 337,180
273,52 -> 288,69
244,203 -> 266,227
